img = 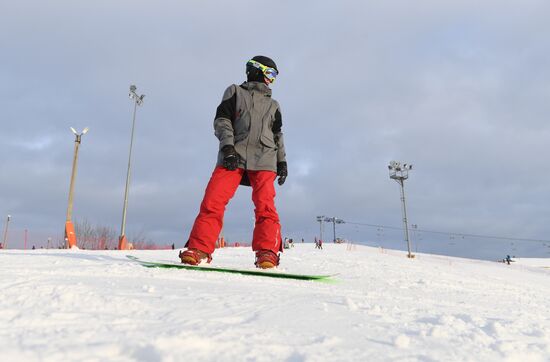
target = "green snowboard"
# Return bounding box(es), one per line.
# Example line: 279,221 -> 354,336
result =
126,255 -> 335,282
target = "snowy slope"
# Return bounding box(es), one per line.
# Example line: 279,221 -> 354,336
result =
1,244 -> 549,362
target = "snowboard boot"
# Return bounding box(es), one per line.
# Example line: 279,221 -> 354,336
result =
179,248 -> 212,265
255,250 -> 280,269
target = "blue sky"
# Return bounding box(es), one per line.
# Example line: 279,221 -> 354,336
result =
1,0 -> 550,259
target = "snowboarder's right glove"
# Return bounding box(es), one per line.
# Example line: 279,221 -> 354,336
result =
222,145 -> 239,171
277,161 -> 287,185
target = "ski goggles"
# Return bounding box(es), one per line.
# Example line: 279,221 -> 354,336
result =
247,59 -> 278,83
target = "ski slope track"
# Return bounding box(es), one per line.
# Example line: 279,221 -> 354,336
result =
1,244 -> 549,362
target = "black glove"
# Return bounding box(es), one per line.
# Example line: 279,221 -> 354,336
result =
222,145 -> 239,171
277,161 -> 287,185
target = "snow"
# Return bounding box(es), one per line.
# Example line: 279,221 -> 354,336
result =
1,244 -> 550,362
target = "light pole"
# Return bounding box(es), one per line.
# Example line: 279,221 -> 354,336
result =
324,217 -> 345,243
119,85 -> 145,250
388,161 -> 414,258
65,127 -> 89,249
2,215 -> 11,249
316,216 -> 325,242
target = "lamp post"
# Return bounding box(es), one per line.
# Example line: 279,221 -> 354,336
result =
388,161 -> 414,258
2,215 -> 11,249
324,217 -> 345,243
65,127 -> 89,249
118,85 -> 145,250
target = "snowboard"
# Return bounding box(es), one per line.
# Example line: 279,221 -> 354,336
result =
126,255 -> 335,282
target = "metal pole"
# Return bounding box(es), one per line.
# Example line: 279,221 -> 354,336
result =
317,216 -> 324,242
399,179 -> 413,258
2,215 -> 10,248
65,128 -> 88,249
332,219 -> 336,243
119,86 -> 144,250
120,101 -> 138,239
66,134 -> 81,222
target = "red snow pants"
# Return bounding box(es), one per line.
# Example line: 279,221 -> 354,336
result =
187,166 -> 282,255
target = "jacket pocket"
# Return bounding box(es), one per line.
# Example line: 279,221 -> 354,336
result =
260,122 -> 276,148
260,133 -> 276,148
259,113 -> 276,148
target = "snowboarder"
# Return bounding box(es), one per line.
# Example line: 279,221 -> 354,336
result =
180,56 -> 287,269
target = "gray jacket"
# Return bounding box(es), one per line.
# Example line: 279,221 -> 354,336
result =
214,81 -> 286,172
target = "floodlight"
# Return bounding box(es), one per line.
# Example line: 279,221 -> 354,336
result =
70,127 -> 77,135
387,160 -> 415,258
82,127 -> 89,135
119,84 -> 145,250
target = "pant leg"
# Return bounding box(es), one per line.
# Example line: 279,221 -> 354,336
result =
187,166 -> 243,254
247,170 -> 282,253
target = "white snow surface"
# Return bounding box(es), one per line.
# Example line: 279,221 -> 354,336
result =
1,244 -> 550,362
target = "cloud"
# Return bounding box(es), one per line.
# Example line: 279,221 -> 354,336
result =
1,0 -> 550,259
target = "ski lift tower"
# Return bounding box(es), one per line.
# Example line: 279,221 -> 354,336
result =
316,216 -> 325,242
388,161 -> 415,258
324,217 -> 345,243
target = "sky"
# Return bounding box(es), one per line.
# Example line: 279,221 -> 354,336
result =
1,0 -> 550,258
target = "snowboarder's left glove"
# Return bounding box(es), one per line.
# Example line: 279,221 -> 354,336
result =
277,161 -> 287,185
222,145 -> 239,171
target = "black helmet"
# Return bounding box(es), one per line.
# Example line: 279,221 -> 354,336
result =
246,55 -> 278,83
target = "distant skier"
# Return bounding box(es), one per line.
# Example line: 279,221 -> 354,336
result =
315,238 -> 323,249
180,56 -> 287,269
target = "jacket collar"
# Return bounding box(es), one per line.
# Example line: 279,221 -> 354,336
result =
241,81 -> 272,97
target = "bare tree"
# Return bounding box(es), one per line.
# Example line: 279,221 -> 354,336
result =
74,219 -> 117,250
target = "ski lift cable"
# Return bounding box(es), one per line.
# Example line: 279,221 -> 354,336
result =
343,221 -> 550,244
